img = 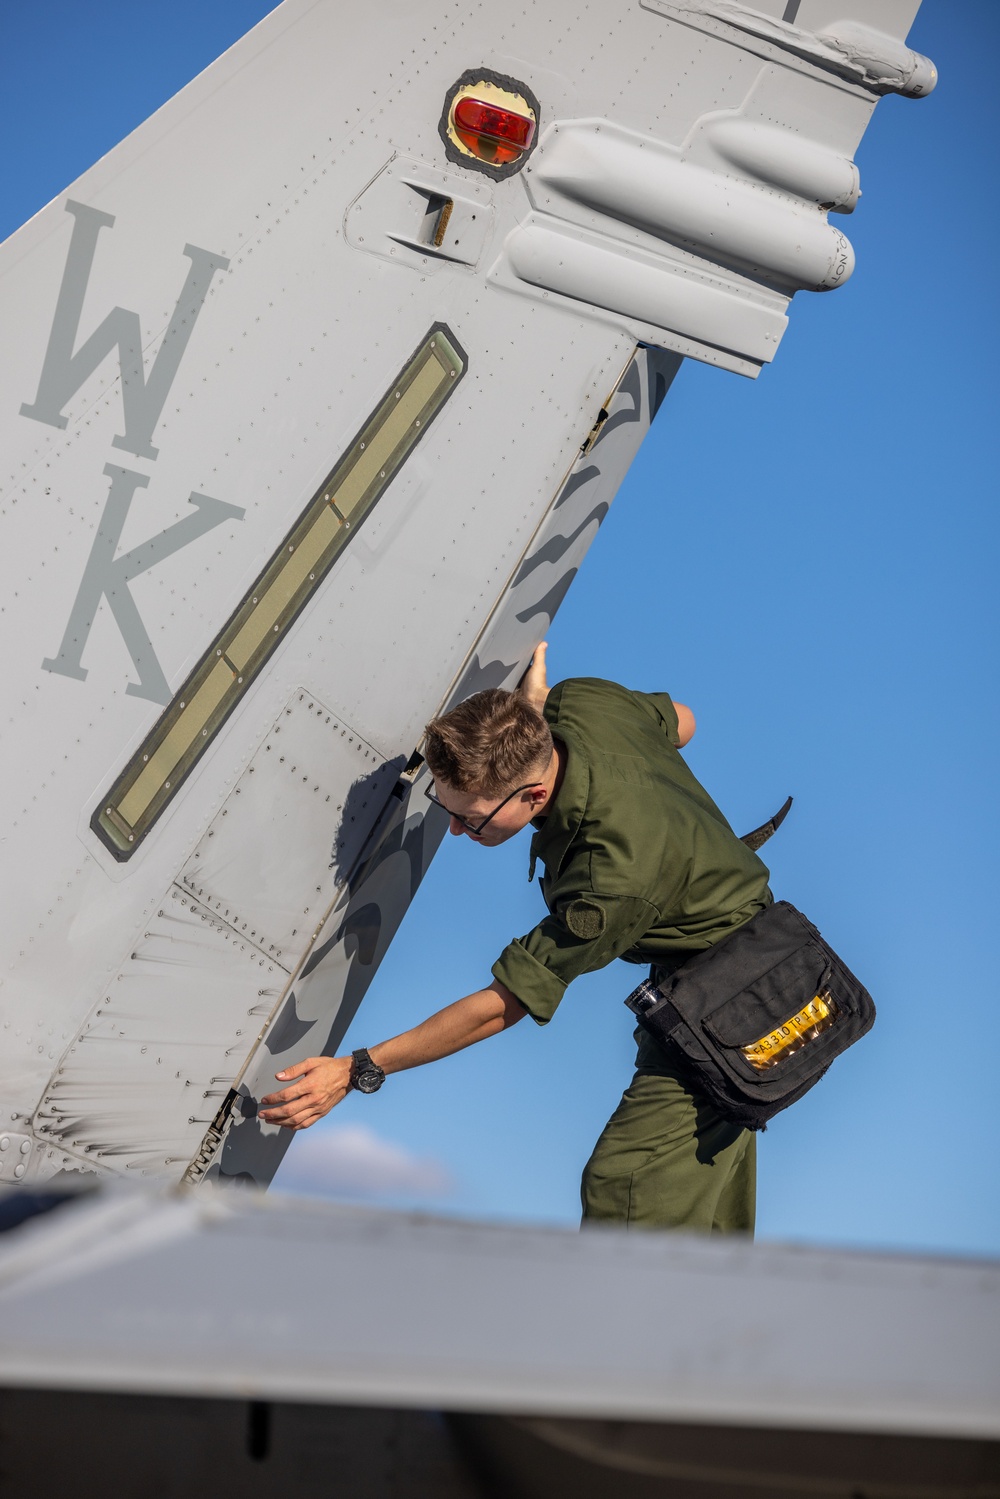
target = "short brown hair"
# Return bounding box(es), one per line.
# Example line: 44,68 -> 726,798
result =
424,689 -> 553,796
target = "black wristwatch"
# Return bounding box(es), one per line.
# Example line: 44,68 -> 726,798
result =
351,1047 -> 385,1094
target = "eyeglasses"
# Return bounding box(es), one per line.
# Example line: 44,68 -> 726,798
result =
424,781 -> 541,836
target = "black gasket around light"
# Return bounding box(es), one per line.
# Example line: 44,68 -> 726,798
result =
438,67 -> 541,182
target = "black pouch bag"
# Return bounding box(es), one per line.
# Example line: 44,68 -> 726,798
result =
625,901 -> 875,1130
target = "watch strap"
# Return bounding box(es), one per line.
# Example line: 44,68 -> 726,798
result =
351,1047 -> 385,1090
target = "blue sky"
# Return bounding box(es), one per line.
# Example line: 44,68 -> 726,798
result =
4,2 -> 997,1255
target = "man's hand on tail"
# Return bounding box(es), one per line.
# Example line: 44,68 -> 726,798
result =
258,1054 -> 353,1130
520,641 -> 549,713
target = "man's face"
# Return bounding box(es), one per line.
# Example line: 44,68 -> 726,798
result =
431,778 -> 547,846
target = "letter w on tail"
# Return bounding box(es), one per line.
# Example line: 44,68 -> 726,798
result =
21,199 -> 229,460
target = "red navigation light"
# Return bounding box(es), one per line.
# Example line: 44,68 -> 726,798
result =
452,96 -> 536,165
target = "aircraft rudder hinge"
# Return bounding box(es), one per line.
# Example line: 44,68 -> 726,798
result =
181,1086 -> 240,1186
391,749 -> 426,801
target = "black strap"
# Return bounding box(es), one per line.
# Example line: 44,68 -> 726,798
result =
740,795 -> 793,852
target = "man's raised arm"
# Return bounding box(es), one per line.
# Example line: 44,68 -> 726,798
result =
521,642 -> 695,747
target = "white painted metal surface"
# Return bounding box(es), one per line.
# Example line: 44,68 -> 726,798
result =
0,0 -> 934,1192
0,1187 -> 996,1443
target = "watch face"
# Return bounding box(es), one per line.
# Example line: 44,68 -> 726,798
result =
355,1069 -> 383,1094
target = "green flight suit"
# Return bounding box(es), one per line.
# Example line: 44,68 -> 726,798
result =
491,677 -> 771,1233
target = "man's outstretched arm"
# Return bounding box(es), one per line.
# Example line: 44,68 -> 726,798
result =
520,642 -> 695,747
258,981 -> 527,1130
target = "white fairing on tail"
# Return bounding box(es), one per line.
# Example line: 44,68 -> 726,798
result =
0,0 -> 933,1189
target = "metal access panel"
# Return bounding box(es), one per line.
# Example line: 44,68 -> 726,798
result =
0,0 -> 935,1187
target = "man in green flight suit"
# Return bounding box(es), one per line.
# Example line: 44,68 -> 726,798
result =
260,644 -> 772,1233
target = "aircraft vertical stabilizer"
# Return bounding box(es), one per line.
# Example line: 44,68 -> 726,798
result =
0,0 -> 934,1188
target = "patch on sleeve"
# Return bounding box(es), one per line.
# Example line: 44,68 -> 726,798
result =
563,898 -> 607,940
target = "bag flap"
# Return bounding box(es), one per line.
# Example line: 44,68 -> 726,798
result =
702,941 -> 833,1048
666,902 -> 817,1020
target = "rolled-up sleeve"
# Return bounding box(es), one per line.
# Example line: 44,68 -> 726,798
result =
492,895 -> 658,1024
637,691 -> 680,747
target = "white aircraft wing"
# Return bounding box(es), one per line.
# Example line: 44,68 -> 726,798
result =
0,1187 -> 996,1497
0,0 -> 934,1190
